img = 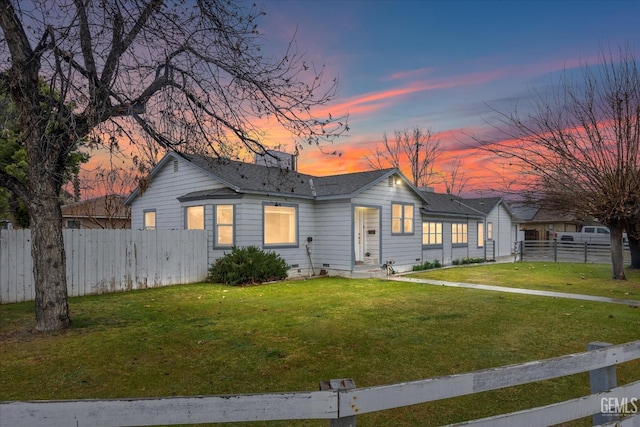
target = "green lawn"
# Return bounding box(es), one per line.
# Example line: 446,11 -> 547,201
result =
1,270 -> 639,426
409,261 -> 640,301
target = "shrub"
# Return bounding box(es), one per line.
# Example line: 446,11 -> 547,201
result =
412,259 -> 442,271
207,246 -> 288,286
452,257 -> 486,266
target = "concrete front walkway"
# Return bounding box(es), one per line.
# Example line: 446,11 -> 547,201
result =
389,276 -> 640,306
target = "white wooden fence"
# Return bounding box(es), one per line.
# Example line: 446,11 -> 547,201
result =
0,229 -> 208,304
2,341 -> 639,426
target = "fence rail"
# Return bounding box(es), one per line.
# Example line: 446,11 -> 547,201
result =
0,229 -> 208,304
517,240 -> 631,264
2,341 -> 639,426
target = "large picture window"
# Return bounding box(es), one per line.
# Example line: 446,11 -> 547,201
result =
143,210 -> 156,230
392,203 -> 414,234
452,222 -> 468,245
186,206 -> 204,230
264,205 -> 297,246
423,222 -> 442,245
216,205 -> 234,246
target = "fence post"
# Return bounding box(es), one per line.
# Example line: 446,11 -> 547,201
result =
553,240 -> 558,262
320,378 -> 356,427
588,342 -> 618,426
584,242 -> 588,263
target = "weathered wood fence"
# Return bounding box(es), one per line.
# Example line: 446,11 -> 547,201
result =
0,229 -> 208,304
2,341 -> 639,426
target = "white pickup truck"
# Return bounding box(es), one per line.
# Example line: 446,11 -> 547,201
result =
554,226 -> 612,244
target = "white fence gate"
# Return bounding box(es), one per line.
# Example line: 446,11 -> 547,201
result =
0,229 -> 208,304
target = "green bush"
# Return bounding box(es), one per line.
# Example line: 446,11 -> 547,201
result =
412,259 -> 442,271
452,257 -> 486,266
207,246 -> 288,286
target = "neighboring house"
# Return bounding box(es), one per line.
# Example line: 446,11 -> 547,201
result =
509,203 -> 580,240
125,152 -> 516,277
61,195 -> 131,229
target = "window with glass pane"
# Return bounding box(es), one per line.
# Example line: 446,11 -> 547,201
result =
186,206 -> 204,230
487,222 -> 493,240
452,222 -> 468,244
477,222 -> 484,247
404,204 -> 414,233
422,222 -> 442,245
216,205 -> 234,246
392,203 -> 413,234
66,220 -> 81,229
392,204 -> 402,233
264,205 -> 297,246
144,210 -> 156,230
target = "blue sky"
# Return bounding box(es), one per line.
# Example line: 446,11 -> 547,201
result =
259,0 -> 640,194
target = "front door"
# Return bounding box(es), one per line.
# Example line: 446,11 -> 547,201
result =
354,207 -> 365,263
354,206 -> 380,266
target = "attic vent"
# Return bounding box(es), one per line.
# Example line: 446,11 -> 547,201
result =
173,160 -> 179,172
388,176 -> 394,187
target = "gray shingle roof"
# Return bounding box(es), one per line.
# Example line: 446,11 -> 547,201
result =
184,153 -> 399,199
127,152 -> 510,222
420,192 -> 483,218
183,153 -> 317,198
312,168 -> 396,198
458,197 -> 504,215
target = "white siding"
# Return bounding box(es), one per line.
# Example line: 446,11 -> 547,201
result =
467,221 -> 485,259
421,216 -> 482,266
130,156 -> 225,230
213,195 -> 317,277
314,199 -> 352,271
353,177 -> 423,273
486,203 -> 515,258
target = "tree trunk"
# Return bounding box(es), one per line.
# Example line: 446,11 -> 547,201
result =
28,169 -> 70,332
609,225 -> 626,280
629,235 -> 640,269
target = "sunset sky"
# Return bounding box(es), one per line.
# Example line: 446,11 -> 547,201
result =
251,0 -> 640,196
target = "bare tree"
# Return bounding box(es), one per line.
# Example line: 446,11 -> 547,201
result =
365,127 -> 441,187
0,0 -> 347,331
71,164 -> 135,229
440,159 -> 469,196
481,46 -> 640,279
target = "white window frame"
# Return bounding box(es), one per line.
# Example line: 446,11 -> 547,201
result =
487,222 -> 493,240
215,205 -> 234,247
422,221 -> 443,246
185,205 -> 205,230
143,209 -> 156,230
263,204 -> 298,247
452,222 -> 468,245
477,221 -> 484,248
391,203 -> 414,235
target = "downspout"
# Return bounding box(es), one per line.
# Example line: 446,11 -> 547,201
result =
307,178 -> 316,276
306,242 -> 315,277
